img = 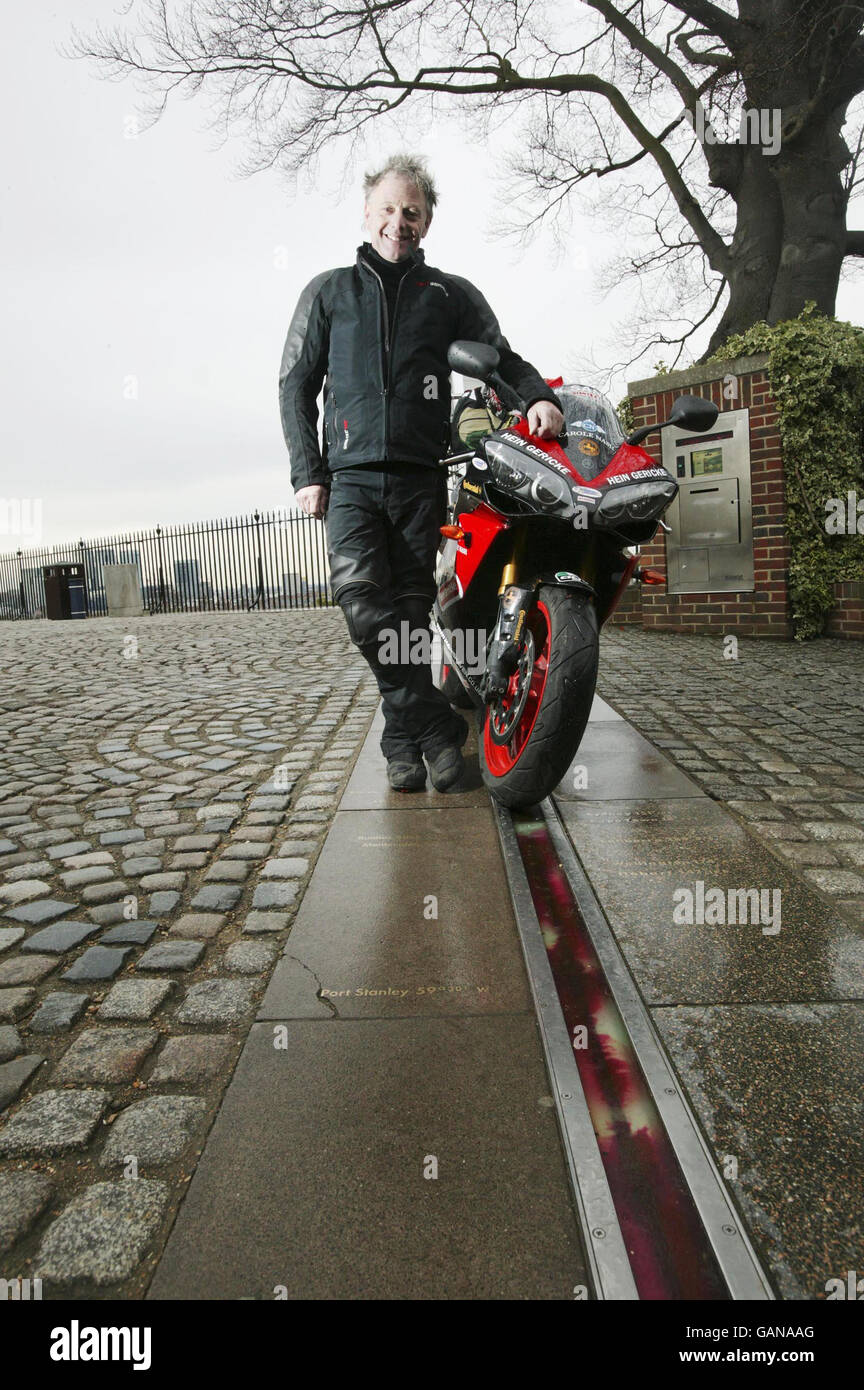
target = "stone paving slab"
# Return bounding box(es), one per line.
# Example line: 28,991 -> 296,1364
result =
29,992 -> 91,1034
99,1095 -> 209,1168
258,807 -> 532,1021
148,1017 -> 588,1300
555,794 -> 864,1003
0,1088 -> 109,1155
555,674 -> 863,1300
0,1053 -> 44,1110
35,1180 -> 170,1286
654,1002 -> 864,1301
597,629 -> 864,928
150,706 -> 594,1301
0,1170 -> 54,1254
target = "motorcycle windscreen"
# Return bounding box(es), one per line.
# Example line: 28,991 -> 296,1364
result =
556,384 -> 626,480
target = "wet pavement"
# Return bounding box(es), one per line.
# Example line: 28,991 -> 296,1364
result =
0,614 -> 860,1300
149,708 -> 591,1300
557,681 -> 863,1300
596,628 -> 864,928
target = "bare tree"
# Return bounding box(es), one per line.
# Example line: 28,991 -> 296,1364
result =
69,0 -> 864,362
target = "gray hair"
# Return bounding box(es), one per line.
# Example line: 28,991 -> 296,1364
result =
363,154 -> 438,214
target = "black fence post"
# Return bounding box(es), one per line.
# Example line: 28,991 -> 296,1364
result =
78,539 -> 90,617
248,509 -> 265,611
16,549 -> 26,620
149,526 -> 167,616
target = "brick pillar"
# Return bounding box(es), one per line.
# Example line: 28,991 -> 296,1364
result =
826,581 -> 864,639
614,354 -> 793,638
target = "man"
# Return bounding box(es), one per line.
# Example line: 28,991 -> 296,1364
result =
279,155 -> 563,792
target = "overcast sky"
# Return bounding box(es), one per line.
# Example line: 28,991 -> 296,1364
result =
4,3 -> 864,552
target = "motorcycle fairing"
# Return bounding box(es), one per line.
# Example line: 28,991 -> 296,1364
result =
592,441 -> 672,488
484,416 -> 670,495
445,499 -> 509,590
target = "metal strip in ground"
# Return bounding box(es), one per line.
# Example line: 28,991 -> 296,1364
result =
541,795 -> 775,1301
493,800 -> 639,1300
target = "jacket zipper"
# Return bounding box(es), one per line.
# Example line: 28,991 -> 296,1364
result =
365,259 -> 408,460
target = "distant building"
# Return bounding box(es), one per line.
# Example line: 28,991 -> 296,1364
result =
282,570 -> 310,603
84,546 -> 117,593
174,559 -> 200,598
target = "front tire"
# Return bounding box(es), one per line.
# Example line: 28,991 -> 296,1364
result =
478,585 -> 599,809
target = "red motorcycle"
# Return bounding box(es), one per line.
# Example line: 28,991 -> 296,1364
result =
432,340 -> 718,808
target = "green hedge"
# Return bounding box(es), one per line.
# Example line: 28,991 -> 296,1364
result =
710,306 -> 864,639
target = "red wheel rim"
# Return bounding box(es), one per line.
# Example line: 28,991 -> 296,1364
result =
483,601 -> 551,776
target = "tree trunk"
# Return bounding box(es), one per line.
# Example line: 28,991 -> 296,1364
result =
768,117 -> 850,323
703,152 -> 781,356
702,113 -> 850,358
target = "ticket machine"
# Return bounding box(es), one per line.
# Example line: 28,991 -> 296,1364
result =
660,406 -> 754,593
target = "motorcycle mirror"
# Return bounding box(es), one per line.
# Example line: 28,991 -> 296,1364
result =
447,340 -> 501,381
667,394 -> 718,433
625,393 -> 719,446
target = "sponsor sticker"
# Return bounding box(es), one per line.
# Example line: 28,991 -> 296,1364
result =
439,575 -> 461,611
606,467 -> 671,485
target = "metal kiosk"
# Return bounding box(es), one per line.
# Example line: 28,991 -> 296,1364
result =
660,407 -> 755,594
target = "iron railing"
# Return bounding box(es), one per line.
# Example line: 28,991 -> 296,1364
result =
0,509 -> 333,620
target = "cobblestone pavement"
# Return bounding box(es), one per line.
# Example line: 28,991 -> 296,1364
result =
0,610 -> 377,1296
597,628 -> 864,929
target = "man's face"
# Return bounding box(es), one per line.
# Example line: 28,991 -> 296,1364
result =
364,173 -> 431,261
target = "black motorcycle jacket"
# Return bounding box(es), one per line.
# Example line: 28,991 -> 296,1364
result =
279,243 -> 561,492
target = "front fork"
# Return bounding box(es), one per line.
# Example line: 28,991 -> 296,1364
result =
484,557 -> 534,701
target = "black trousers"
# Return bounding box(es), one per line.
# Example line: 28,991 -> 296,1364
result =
325,463 -> 466,761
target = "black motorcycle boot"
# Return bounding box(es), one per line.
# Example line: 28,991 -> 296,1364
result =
386,756 -> 427,792
426,744 -> 466,792
424,711 -> 469,791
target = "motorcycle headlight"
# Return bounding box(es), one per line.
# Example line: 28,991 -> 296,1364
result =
494,459 -> 528,490
484,440 -> 580,519
530,472 -> 568,507
595,480 -> 677,530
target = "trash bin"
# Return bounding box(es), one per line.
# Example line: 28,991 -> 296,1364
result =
42,563 -> 88,620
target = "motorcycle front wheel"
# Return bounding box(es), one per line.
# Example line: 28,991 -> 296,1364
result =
478,584 -> 599,809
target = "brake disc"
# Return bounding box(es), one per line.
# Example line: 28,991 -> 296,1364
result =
488,630 -> 535,745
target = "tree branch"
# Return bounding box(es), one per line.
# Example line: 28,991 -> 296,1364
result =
675,29 -> 736,72
663,0 -> 746,49
582,0 -> 700,107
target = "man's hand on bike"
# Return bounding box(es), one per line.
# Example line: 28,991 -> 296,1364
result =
527,400 -> 565,440
295,484 -> 329,519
